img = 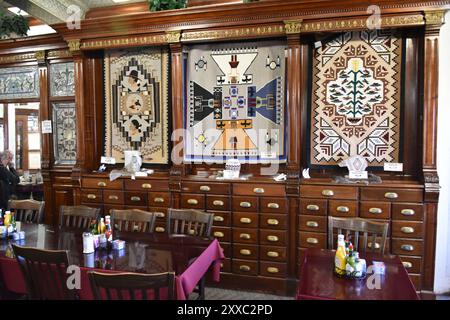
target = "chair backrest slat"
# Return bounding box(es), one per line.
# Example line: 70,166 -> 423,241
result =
166,209 -> 214,238
110,209 -> 156,233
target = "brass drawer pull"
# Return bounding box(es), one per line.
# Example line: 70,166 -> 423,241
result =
154,197 -> 165,203
240,233 -> 251,240
267,251 -> 279,258
155,212 -> 165,218
214,216 -> 224,222
384,192 -> 398,199
267,219 -> 279,226
267,235 -> 279,242
87,194 -> 97,200
369,208 -> 382,214
240,249 -> 251,256
306,204 -> 319,211
401,227 -> 415,234
306,221 -> 319,228
240,217 -> 252,224
401,209 -> 415,216
213,200 -> 224,206
267,203 -> 279,209
240,202 -> 252,208
306,237 -> 318,244
267,267 -> 279,274
401,244 -> 414,251
402,262 -> 413,269
322,189 -> 334,196
131,196 -> 141,202
368,242 -> 380,249
187,199 -> 198,205
220,263 -> 224,268
214,231 -> 224,238
337,206 -> 350,213
253,188 -> 265,194
155,227 -> 165,233
108,195 -> 118,200
97,182 -> 106,187
239,265 -> 251,272
142,183 -> 152,189
200,185 -> 210,192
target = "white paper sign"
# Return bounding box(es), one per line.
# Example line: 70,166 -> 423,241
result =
349,170 -> 368,179
384,162 -> 403,172
134,171 -> 148,177
101,156 -> 116,165
41,120 -> 52,133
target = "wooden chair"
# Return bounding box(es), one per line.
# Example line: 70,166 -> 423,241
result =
11,244 -> 77,300
88,271 -> 175,300
59,205 -> 100,229
328,217 -> 389,255
110,209 -> 156,233
166,208 -> 214,237
8,199 -> 45,224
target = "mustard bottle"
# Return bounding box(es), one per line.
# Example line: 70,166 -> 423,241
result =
3,211 -> 11,227
335,234 -> 347,275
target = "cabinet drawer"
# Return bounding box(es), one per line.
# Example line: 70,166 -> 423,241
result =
328,201 -> 358,217
152,208 -> 168,220
300,185 -> 357,200
359,202 -> 391,219
233,212 -> 258,228
233,228 -> 258,244
392,203 -> 424,221
210,211 -> 231,227
409,274 -> 421,291
212,227 -> 231,242
148,192 -> 170,208
298,232 -> 327,249
259,261 -> 287,278
103,190 -> 124,204
181,182 -> 231,194
259,230 -> 287,246
298,215 -> 327,232
392,221 -> 423,239
220,258 -> 232,273
232,196 -> 258,212
299,199 -> 327,216
220,243 -> 231,258
260,246 -> 287,262
233,183 -> 285,196
82,178 -> 122,190
232,259 -> 258,276
233,244 -> 259,260
260,214 -> 287,230
399,256 -> 422,274
81,189 -> 103,203
153,222 -> 166,233
361,188 -> 423,202
104,204 -> 124,216
124,192 -> 147,206
260,198 -> 288,213
180,194 -> 205,209
124,179 -> 169,192
206,195 -> 231,211
392,239 -> 423,256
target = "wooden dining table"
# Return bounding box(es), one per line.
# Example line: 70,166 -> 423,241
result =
296,248 -> 420,300
0,223 -> 224,300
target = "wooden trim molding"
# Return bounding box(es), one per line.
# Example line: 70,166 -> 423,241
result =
47,49 -> 72,59
424,9 -> 446,25
181,24 -> 284,42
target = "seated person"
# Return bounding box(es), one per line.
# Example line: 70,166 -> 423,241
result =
0,150 -> 20,211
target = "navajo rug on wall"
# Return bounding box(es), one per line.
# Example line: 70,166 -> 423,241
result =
310,30 -> 402,167
104,48 -> 169,164
184,41 -> 286,163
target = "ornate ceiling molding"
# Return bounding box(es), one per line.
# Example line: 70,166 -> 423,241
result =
424,10 -> 446,25
284,20 -> 303,34
166,31 -> 181,43
80,35 -> 167,50
181,25 -> 284,42
0,53 -> 36,65
47,49 -> 72,59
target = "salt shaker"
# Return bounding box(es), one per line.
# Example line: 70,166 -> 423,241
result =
83,232 -> 95,254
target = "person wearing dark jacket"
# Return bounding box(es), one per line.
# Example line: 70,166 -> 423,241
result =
0,150 -> 20,211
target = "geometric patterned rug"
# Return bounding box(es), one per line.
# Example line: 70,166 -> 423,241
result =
189,287 -> 294,300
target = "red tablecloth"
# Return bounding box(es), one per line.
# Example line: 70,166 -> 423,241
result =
0,239 -> 224,300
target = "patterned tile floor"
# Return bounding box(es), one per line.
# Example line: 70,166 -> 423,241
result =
190,287 -> 294,300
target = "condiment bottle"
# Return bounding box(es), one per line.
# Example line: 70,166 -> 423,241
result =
335,234 -> 347,275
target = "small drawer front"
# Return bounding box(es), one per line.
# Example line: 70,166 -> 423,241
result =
153,222 -> 166,233
152,208 -> 168,220
359,202 -> 391,219
81,189 -> 103,203
392,239 -> 423,256
360,188 -> 423,202
392,221 -> 423,239
233,212 -> 258,228
220,243 -> 231,258
298,215 -> 327,232
232,259 -> 258,276
148,192 -> 170,208
180,194 -> 205,209
260,198 -> 288,213
259,261 -> 287,278
259,214 -> 287,230
206,195 -> 231,211
259,230 -> 287,246
409,274 -> 421,291
233,183 -> 285,196
300,185 -> 357,200
103,190 -> 124,204
232,196 -> 258,212
181,182 -> 231,194
299,232 -> 327,249
299,199 -> 327,216
124,179 -> 170,192
124,192 -> 147,206
82,178 -> 123,190
392,203 -> 424,221
220,258 -> 232,273
328,201 -> 358,217
104,204 -> 124,216
212,227 -> 231,242
399,256 -> 422,274
233,228 -> 258,244
233,244 -> 259,260
260,246 -> 287,262
210,211 -> 231,227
